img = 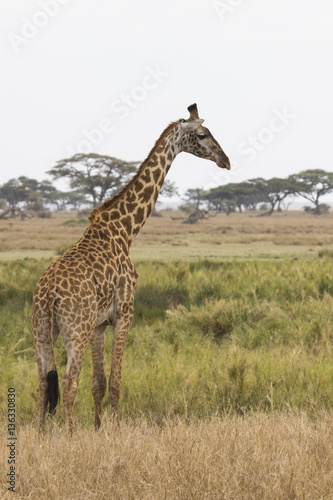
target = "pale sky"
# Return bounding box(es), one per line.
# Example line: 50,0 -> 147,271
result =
1,0 -> 333,199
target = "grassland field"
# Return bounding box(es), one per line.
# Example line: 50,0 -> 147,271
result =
0,209 -> 333,260
0,210 -> 332,499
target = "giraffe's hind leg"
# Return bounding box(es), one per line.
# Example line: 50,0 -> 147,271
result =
34,326 -> 60,435
109,300 -> 135,418
36,368 -> 48,435
62,330 -> 92,435
90,323 -> 108,430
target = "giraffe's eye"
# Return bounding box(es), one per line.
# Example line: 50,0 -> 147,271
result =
197,134 -> 207,140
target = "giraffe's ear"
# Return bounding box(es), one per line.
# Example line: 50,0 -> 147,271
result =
180,118 -> 204,132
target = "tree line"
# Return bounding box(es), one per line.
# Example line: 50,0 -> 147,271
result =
181,169 -> 333,217
0,152 -> 332,219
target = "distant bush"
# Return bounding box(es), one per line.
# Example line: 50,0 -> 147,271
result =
151,209 -> 163,217
55,242 -> 75,255
303,204 -> 331,215
318,248 -> 333,258
61,218 -> 88,227
182,218 -> 198,225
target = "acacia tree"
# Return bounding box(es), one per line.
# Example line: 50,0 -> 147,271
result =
159,180 -> 179,199
177,188 -> 213,220
226,182 -> 264,212
38,181 -> 87,211
179,188 -> 207,217
0,178 -> 27,216
47,153 -> 139,208
288,169 -> 333,214
182,188 -> 204,210
248,177 -> 296,216
0,177 -> 42,218
226,182 -> 260,212
204,181 -> 269,214
203,185 -> 236,215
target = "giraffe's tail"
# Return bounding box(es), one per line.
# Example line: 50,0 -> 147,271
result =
45,279 -> 60,416
45,369 -> 60,416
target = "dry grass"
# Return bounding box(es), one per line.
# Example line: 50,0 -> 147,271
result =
0,210 -> 333,260
0,212 -> 86,252
1,413 -> 332,499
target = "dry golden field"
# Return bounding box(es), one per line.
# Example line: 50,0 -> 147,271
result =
0,210 -> 333,261
1,413 -> 333,499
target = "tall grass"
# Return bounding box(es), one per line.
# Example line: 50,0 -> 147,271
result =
0,255 -> 332,428
1,413 -> 333,499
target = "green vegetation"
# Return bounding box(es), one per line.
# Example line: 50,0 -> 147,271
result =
0,255 -> 332,428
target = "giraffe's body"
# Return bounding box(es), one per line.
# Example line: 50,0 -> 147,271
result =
32,104 -> 230,434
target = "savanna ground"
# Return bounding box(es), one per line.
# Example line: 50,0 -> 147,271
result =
1,210 -> 333,499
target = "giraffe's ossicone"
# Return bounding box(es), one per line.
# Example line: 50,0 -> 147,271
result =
31,103 -> 230,434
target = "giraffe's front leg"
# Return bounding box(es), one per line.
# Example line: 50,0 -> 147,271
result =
109,299 -> 134,418
90,323 -> 108,430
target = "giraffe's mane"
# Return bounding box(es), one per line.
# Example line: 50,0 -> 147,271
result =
88,121 -> 178,223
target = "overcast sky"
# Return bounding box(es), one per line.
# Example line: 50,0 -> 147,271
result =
1,0 -> 333,198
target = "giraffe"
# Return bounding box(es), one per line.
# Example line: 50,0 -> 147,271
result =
32,103 -> 230,434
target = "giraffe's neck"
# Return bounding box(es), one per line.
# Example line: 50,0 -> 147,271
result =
89,122 -> 179,246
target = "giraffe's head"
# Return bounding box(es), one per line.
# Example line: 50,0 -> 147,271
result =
177,103 -> 230,170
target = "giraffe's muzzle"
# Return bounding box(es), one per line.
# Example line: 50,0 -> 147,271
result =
217,156 -> 231,170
